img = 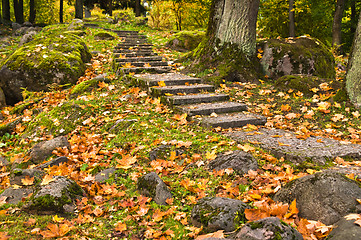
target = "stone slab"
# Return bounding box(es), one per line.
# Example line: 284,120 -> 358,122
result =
200,112 -> 267,129
177,101 -> 247,116
115,56 -> 163,63
165,93 -> 229,105
114,46 -> 153,50
150,84 -> 214,97
118,66 -> 172,74
113,49 -> 154,54
114,52 -> 156,58
226,128 -> 361,165
117,43 -> 153,47
118,61 -> 168,67
135,73 -> 201,87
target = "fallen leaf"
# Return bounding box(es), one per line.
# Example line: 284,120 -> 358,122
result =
21,176 -> 34,186
115,222 -> 127,232
41,175 -> 56,186
116,155 -> 137,169
196,230 -> 224,240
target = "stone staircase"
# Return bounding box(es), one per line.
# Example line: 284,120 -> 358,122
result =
111,30 -> 266,129
135,73 -> 267,129
112,30 -> 172,74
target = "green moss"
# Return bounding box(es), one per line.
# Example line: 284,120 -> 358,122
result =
167,31 -> 205,51
94,31 -> 117,40
249,221 -> 264,230
70,78 -> 100,95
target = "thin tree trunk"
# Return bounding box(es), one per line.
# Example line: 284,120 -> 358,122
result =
135,0 -> 141,17
289,0 -> 295,37
75,0 -> 83,19
29,0 -> 36,23
2,0 -> 10,22
351,0 -> 357,35
60,0 -> 63,23
108,0 -> 112,16
332,0 -> 345,50
207,0 -> 260,57
13,0 -> 24,24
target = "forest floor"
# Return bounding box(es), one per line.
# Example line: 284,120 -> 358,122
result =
0,19 -> 359,240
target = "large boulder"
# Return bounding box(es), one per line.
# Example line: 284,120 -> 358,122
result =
273,171 -> 361,225
259,37 -> 335,80
191,197 -> 250,232
24,176 -> 85,214
0,29 -> 91,105
233,217 -> 303,240
166,31 -> 205,52
327,215 -> 361,240
208,150 -> 258,174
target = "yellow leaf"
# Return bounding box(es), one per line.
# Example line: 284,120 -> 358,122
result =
158,81 -> 166,87
41,175 -> 56,186
144,63 -> 151,67
169,151 -> 177,161
285,199 -> 299,218
249,193 -> 262,200
116,155 -> 137,169
281,104 -> 291,112
206,150 -> 217,160
21,176 -> 34,186
164,93 -> 173,96
278,141 -> 290,147
239,144 -> 255,152
52,215 -> 64,223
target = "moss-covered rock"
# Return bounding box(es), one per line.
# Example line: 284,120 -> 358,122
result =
0,28 -> 91,105
259,37 -> 335,80
94,31 -> 116,40
24,176 -> 86,214
275,74 -> 343,97
166,31 -> 205,52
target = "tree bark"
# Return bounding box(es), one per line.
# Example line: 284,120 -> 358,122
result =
351,0 -> 357,36
75,0 -> 83,19
13,0 -> 24,24
207,0 -> 260,57
135,0 -> 141,17
2,0 -> 10,22
332,0 -> 345,50
346,12 -> 361,107
289,0 -> 295,37
29,0 -> 36,23
60,0 -> 63,23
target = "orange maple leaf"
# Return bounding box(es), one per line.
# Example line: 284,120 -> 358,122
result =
40,223 -> 72,238
115,222 -> 127,232
245,208 -> 270,221
41,175 -> 55,186
21,176 -> 34,186
285,199 -> 299,218
116,154 -> 137,169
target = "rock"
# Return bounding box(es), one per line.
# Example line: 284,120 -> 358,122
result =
67,19 -> 84,31
0,187 -> 33,205
149,145 -> 184,161
0,29 -> 91,105
233,217 -> 303,240
327,215 -> 361,239
137,172 -> 172,205
19,30 -> 37,46
0,87 -> 6,109
226,128 -> 361,165
14,26 -> 36,36
28,136 -> 70,165
94,31 -> 115,40
275,74 -> 342,98
0,156 -> 9,167
11,22 -> 21,31
0,119 -> 22,136
22,21 -> 33,27
259,36 -> 335,80
70,73 -> 110,97
208,150 -> 258,174
166,30 -> 205,52
191,197 -> 250,232
273,171 -> 361,225
10,168 -> 44,186
95,168 -> 116,182
37,156 -> 69,170
24,176 -> 85,214
63,30 -> 86,36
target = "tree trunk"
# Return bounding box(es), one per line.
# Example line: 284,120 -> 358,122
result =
13,0 -> 24,24
289,0 -> 295,37
332,0 -> 345,51
351,0 -> 357,36
135,0 -> 141,17
29,0 -> 36,23
346,12 -> 361,107
2,0 -> 10,22
75,0 -> 83,19
207,0 -> 259,57
60,0 -> 63,23
108,0 -> 112,16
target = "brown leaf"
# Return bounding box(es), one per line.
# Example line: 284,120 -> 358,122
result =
285,199 -> 299,218
245,208 -> 270,221
21,176 -> 34,186
115,222 -> 127,232
196,230 -> 225,240
41,174 -> 55,186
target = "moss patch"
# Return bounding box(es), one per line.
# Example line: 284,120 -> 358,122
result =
166,30 -> 205,52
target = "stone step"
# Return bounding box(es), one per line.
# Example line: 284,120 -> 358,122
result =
115,56 -> 163,63
114,46 -> 153,50
117,43 -> 153,48
118,66 -> 172,74
151,84 -> 215,97
113,49 -> 154,54
135,74 -> 201,87
119,36 -> 147,41
198,112 -> 267,129
118,61 -> 169,67
120,39 -> 148,43
176,101 -> 247,116
114,52 -> 156,58
165,93 -> 229,106
84,23 -> 99,28
112,30 -> 139,34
